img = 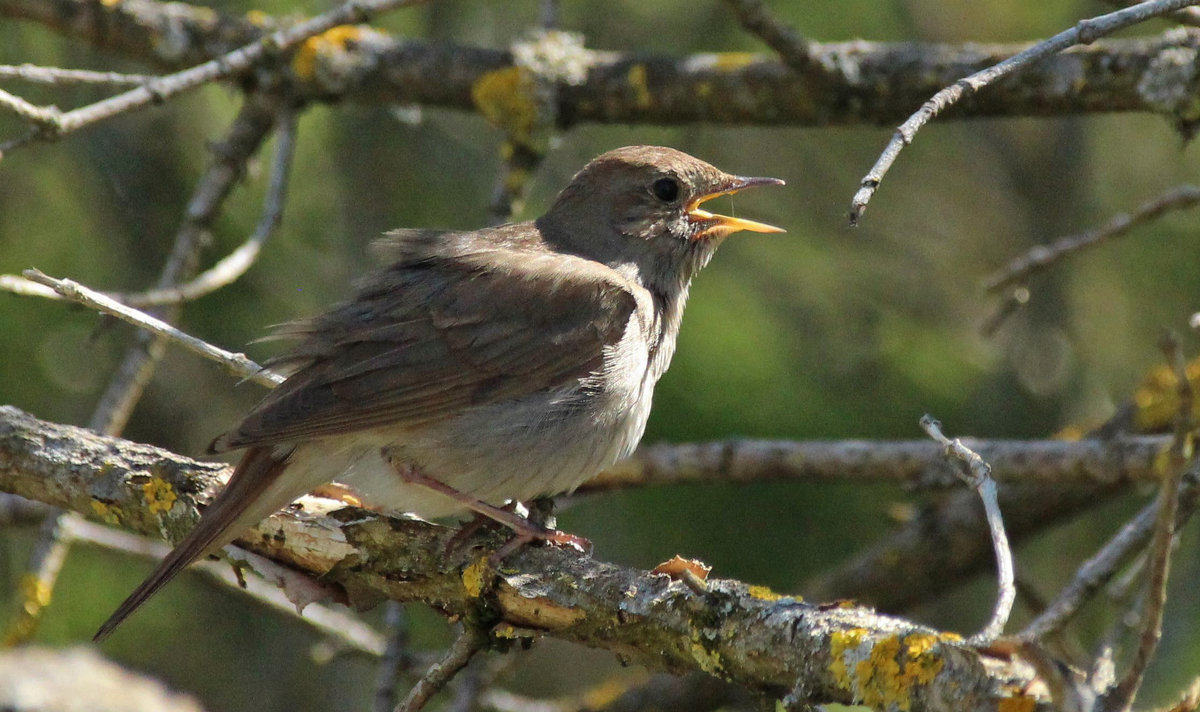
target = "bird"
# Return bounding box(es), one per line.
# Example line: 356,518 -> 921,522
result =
93,145 -> 784,641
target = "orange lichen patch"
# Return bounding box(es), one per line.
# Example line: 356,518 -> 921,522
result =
90,499 -> 123,525
142,476 -> 177,515
626,64 -> 652,109
471,67 -> 539,144
292,25 -> 367,81
999,695 -> 1038,712
652,555 -> 711,581
1132,356 -> 1200,432
829,630 -> 950,711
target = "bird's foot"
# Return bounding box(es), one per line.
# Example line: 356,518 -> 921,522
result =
383,453 -> 592,559
489,521 -> 591,564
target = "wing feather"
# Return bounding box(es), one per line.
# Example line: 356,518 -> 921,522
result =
213,229 -> 640,452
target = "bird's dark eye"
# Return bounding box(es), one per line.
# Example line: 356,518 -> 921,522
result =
650,177 -> 680,203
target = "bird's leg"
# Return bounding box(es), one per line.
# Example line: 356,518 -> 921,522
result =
383,453 -> 591,555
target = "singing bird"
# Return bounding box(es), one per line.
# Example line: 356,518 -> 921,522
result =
95,145 -> 784,640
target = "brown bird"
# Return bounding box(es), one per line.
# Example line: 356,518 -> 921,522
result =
94,145 -> 784,640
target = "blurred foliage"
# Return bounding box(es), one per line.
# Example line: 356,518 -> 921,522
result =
2,0 -> 1200,710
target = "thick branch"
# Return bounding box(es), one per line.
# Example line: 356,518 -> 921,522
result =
0,405 -> 1047,710
3,0 -> 1199,127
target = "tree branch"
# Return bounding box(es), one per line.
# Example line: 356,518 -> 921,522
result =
0,405 -> 1048,710
3,0 -> 1199,129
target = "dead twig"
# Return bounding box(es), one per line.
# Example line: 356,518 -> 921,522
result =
848,0 -> 1200,225
1101,333 -> 1195,711
920,416 -> 1015,643
395,625 -> 487,712
0,0 -> 429,160
19,270 -> 283,388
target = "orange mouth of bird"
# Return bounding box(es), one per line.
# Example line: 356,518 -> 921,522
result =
685,176 -> 786,240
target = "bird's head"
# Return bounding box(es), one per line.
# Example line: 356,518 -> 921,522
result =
542,146 -> 784,281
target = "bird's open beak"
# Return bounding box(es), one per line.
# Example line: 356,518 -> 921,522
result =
686,176 -> 786,240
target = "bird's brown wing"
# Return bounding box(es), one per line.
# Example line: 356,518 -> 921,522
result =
213,246 -> 640,451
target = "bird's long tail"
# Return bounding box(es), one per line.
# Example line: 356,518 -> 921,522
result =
94,446 -> 291,641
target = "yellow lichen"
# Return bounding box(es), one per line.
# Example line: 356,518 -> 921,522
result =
90,499 -> 122,525
99,0 -> 121,7
857,635 -> 903,709
461,556 -> 492,598
711,52 -> 757,71
690,630 -> 723,674
245,9 -> 271,26
829,627 -> 868,690
900,633 -> 945,687
471,67 -> 540,144
829,630 -> 947,711
626,64 -> 652,109
18,573 -> 51,612
292,25 -> 367,81
747,585 -> 785,601
1132,356 -> 1200,432
142,476 -> 177,515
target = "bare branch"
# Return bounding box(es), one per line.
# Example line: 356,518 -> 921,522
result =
848,0 -> 1200,225
0,0 -> 429,160
61,513 -> 387,658
1,512 -> 70,645
120,109 -> 299,308
590,436 -> 1170,491
1101,334 -> 1195,711
985,185 -> 1200,294
0,64 -> 155,85
1019,466 -> 1199,640
721,0 -> 813,70
86,94 -> 279,434
19,270 -> 283,388
0,405 -> 1048,710
395,625 -> 486,712
920,416 -> 1015,644
4,0 -> 1198,128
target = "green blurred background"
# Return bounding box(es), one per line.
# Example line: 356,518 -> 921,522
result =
3,1 -> 1200,709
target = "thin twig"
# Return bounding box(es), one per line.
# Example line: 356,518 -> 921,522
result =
920,415 -> 1015,644
87,96 -> 278,434
121,110 -> 298,308
55,512 -> 387,658
1019,466 -> 1199,640
847,0 -> 1200,225
0,0 -> 428,160
1103,0 -> 1200,26
374,602 -> 414,712
20,269 -> 283,387
0,86 -> 61,127
1102,333 -> 1195,711
0,64 -> 156,86
395,625 -> 487,712
0,113 -> 295,309
721,0 -> 813,70
984,185 -> 1200,293
1,513 -> 71,645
